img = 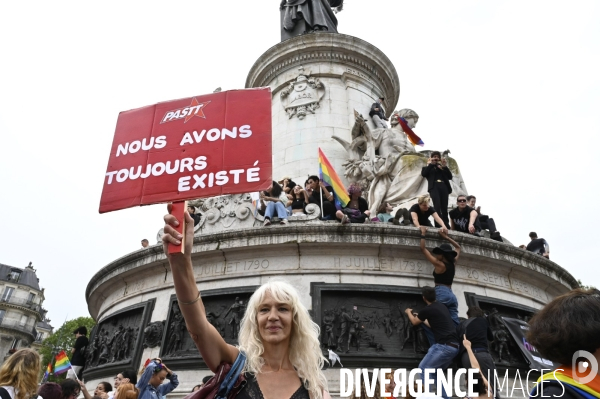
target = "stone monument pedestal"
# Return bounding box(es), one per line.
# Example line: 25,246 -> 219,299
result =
246,33 -> 399,184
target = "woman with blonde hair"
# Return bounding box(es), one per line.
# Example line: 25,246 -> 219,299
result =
409,194 -> 447,232
162,206 -> 330,399
0,348 -> 41,399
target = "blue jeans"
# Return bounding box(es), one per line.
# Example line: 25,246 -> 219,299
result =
423,286 -> 460,346
419,343 -> 459,399
265,202 -> 288,220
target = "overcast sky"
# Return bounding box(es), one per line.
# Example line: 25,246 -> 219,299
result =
1,1 -> 598,328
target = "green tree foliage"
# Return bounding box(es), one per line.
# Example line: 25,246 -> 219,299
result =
577,279 -> 597,290
39,316 -> 95,382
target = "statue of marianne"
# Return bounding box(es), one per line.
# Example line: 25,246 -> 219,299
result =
280,0 -> 344,41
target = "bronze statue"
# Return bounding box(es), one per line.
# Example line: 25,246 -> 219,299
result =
322,309 -> 336,348
280,0 -> 344,42
224,297 -> 245,339
492,328 -> 511,362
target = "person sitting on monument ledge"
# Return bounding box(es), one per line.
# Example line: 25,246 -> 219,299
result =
161,209 -> 332,399
526,232 -> 550,259
421,151 -> 452,229
449,195 -> 480,236
306,175 -> 337,220
187,205 -> 202,227
260,181 -> 290,226
466,195 -> 502,242
376,202 -> 394,223
335,183 -> 370,224
418,226 -> 461,327
369,97 -> 388,129
410,194 -> 448,233
290,184 -> 309,217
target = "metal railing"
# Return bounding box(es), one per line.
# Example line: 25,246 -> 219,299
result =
0,296 -> 42,312
0,318 -> 37,339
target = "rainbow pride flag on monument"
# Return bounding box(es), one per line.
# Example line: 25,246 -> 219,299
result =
54,350 -> 72,375
396,116 -> 424,147
318,148 -> 350,210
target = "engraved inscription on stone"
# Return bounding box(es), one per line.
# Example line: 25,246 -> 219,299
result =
196,259 -> 269,278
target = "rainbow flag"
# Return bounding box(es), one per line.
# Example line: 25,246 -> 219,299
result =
42,362 -> 52,382
318,148 -> 350,210
397,116 -> 424,147
54,350 -> 72,375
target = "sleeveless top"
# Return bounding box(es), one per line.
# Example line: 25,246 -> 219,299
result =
236,373 -> 310,399
291,199 -> 305,210
433,261 -> 455,286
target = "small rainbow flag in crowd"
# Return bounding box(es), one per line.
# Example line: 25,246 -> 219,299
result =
53,350 -> 72,375
396,116 -> 424,147
42,362 -> 52,382
318,148 -> 350,210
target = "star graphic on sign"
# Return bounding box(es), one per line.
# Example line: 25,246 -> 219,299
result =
184,97 -> 211,123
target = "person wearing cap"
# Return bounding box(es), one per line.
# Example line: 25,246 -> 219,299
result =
405,286 -> 460,399
369,97 -> 388,128
417,227 -> 461,327
68,326 -> 89,380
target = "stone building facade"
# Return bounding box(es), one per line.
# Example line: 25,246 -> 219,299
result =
0,262 -> 52,360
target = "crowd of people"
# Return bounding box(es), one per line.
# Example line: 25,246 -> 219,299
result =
159,209 -> 598,399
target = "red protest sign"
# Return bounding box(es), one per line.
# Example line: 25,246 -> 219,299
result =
99,88 -> 272,213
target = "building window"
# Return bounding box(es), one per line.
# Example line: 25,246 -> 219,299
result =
10,338 -> 19,350
27,293 -> 35,304
1,287 -> 14,302
0,309 -> 5,324
36,332 -> 43,341
8,270 -> 21,282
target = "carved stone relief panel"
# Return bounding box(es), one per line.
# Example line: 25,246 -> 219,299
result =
83,299 -> 155,380
312,283 -> 429,368
160,286 -> 259,368
280,66 -> 325,120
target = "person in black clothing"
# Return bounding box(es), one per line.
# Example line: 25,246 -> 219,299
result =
335,184 -> 370,224
69,326 -> 88,380
306,175 -> 336,220
410,194 -> 448,233
526,232 -> 550,259
188,205 -> 202,226
418,227 -> 461,327
466,195 -> 502,242
449,195 -> 480,236
369,97 -> 388,128
289,184 -> 309,217
405,287 -> 459,399
458,306 -> 499,399
421,151 -> 452,229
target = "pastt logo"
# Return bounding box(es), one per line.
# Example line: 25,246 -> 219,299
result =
160,97 -> 210,124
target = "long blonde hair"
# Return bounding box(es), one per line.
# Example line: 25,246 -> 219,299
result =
0,348 -> 40,399
238,280 -> 328,399
115,383 -> 139,399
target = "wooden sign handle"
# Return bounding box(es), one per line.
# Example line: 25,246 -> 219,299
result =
168,201 -> 187,254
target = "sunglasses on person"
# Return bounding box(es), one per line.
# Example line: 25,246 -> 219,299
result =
457,199 -> 467,203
